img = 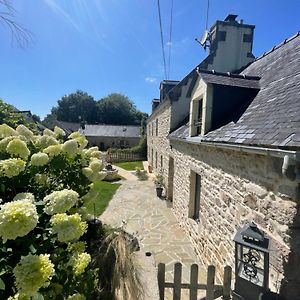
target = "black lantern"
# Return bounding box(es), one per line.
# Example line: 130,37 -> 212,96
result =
233,222 -> 271,300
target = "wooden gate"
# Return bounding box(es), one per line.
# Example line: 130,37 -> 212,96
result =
157,263 -> 232,300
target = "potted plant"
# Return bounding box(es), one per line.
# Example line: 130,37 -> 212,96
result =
154,174 -> 164,198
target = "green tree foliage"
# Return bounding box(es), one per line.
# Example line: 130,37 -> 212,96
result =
97,93 -> 148,125
56,90 -> 98,124
0,99 -> 36,130
43,91 -> 148,127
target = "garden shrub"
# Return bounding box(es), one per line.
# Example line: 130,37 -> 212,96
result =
0,124 -> 108,299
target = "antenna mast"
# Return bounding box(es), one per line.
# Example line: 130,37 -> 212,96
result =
195,0 -> 211,50
205,0 -> 210,31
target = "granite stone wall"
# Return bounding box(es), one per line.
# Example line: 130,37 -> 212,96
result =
170,140 -> 300,299
147,100 -> 300,299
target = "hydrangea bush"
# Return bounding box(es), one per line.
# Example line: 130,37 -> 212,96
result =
0,124 -> 106,299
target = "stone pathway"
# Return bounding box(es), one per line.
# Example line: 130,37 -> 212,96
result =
101,166 -> 206,299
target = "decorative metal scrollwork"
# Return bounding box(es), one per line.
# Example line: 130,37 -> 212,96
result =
242,249 -> 261,280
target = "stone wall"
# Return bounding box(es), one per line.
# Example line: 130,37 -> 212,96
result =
147,100 -> 172,181
87,136 -> 140,150
147,87 -> 300,299
169,140 -> 300,299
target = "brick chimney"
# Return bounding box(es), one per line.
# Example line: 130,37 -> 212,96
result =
204,14 -> 255,72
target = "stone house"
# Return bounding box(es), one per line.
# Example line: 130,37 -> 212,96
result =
147,15 -> 300,299
54,121 -> 141,150
79,124 -> 141,150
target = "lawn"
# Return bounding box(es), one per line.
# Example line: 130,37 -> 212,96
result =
82,181 -> 121,217
114,161 -> 144,170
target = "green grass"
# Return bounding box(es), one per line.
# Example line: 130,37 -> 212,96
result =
82,181 -> 121,217
114,161 -> 144,171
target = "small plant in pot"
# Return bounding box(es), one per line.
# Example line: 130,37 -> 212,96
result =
154,174 -> 164,198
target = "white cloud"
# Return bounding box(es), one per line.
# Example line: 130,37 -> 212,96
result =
145,77 -> 157,83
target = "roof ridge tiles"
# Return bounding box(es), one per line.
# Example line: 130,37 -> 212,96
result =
254,31 -> 300,62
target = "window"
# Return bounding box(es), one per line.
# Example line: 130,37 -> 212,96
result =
152,122 -> 154,136
189,171 -> 201,221
156,118 -> 158,136
196,99 -> 203,135
191,98 -> 203,136
160,155 -> 163,170
151,148 -> 153,165
155,151 -> 158,168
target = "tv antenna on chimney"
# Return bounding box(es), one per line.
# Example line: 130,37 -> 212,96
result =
195,0 -> 211,50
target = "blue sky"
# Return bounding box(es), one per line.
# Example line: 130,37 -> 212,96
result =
0,0 -> 299,119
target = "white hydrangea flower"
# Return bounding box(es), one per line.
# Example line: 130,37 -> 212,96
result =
43,189 -> 79,215
50,213 -> 87,243
83,147 -> 99,157
0,136 -> 15,152
0,199 -> 38,242
13,254 -> 54,297
90,171 -> 106,182
68,131 -> 88,150
16,125 -> 34,141
67,294 -> 86,300
13,193 -> 35,203
68,252 -> 91,276
6,138 -> 30,159
0,124 -> 17,139
30,152 -> 49,166
89,158 -> 103,172
54,126 -> 66,137
89,150 -> 101,159
35,135 -> 59,149
43,144 -> 62,157
68,132 -> 82,140
82,167 -> 93,179
0,158 -> 26,178
62,140 -> 79,156
43,128 -> 56,138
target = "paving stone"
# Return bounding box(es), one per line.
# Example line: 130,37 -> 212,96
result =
100,171 -> 206,300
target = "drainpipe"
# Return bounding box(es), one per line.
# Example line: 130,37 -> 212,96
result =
282,155 -> 300,182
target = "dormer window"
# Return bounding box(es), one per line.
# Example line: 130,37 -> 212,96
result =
190,98 -> 203,136
195,99 -> 203,135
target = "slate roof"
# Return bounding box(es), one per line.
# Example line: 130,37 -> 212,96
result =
170,32 -> 300,149
53,121 -> 80,135
79,124 -> 141,138
198,70 -> 261,89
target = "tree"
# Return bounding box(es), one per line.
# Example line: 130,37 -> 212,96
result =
97,93 -> 148,125
53,90 -> 97,124
0,0 -> 32,47
0,99 -> 36,130
43,91 -> 148,127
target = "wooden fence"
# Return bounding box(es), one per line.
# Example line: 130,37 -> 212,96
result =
158,263 -> 232,300
106,151 -> 146,163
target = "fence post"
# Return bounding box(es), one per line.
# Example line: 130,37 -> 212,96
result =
158,263 -> 165,300
223,266 -> 232,300
174,262 -> 182,300
206,265 -> 215,300
190,264 -> 198,300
